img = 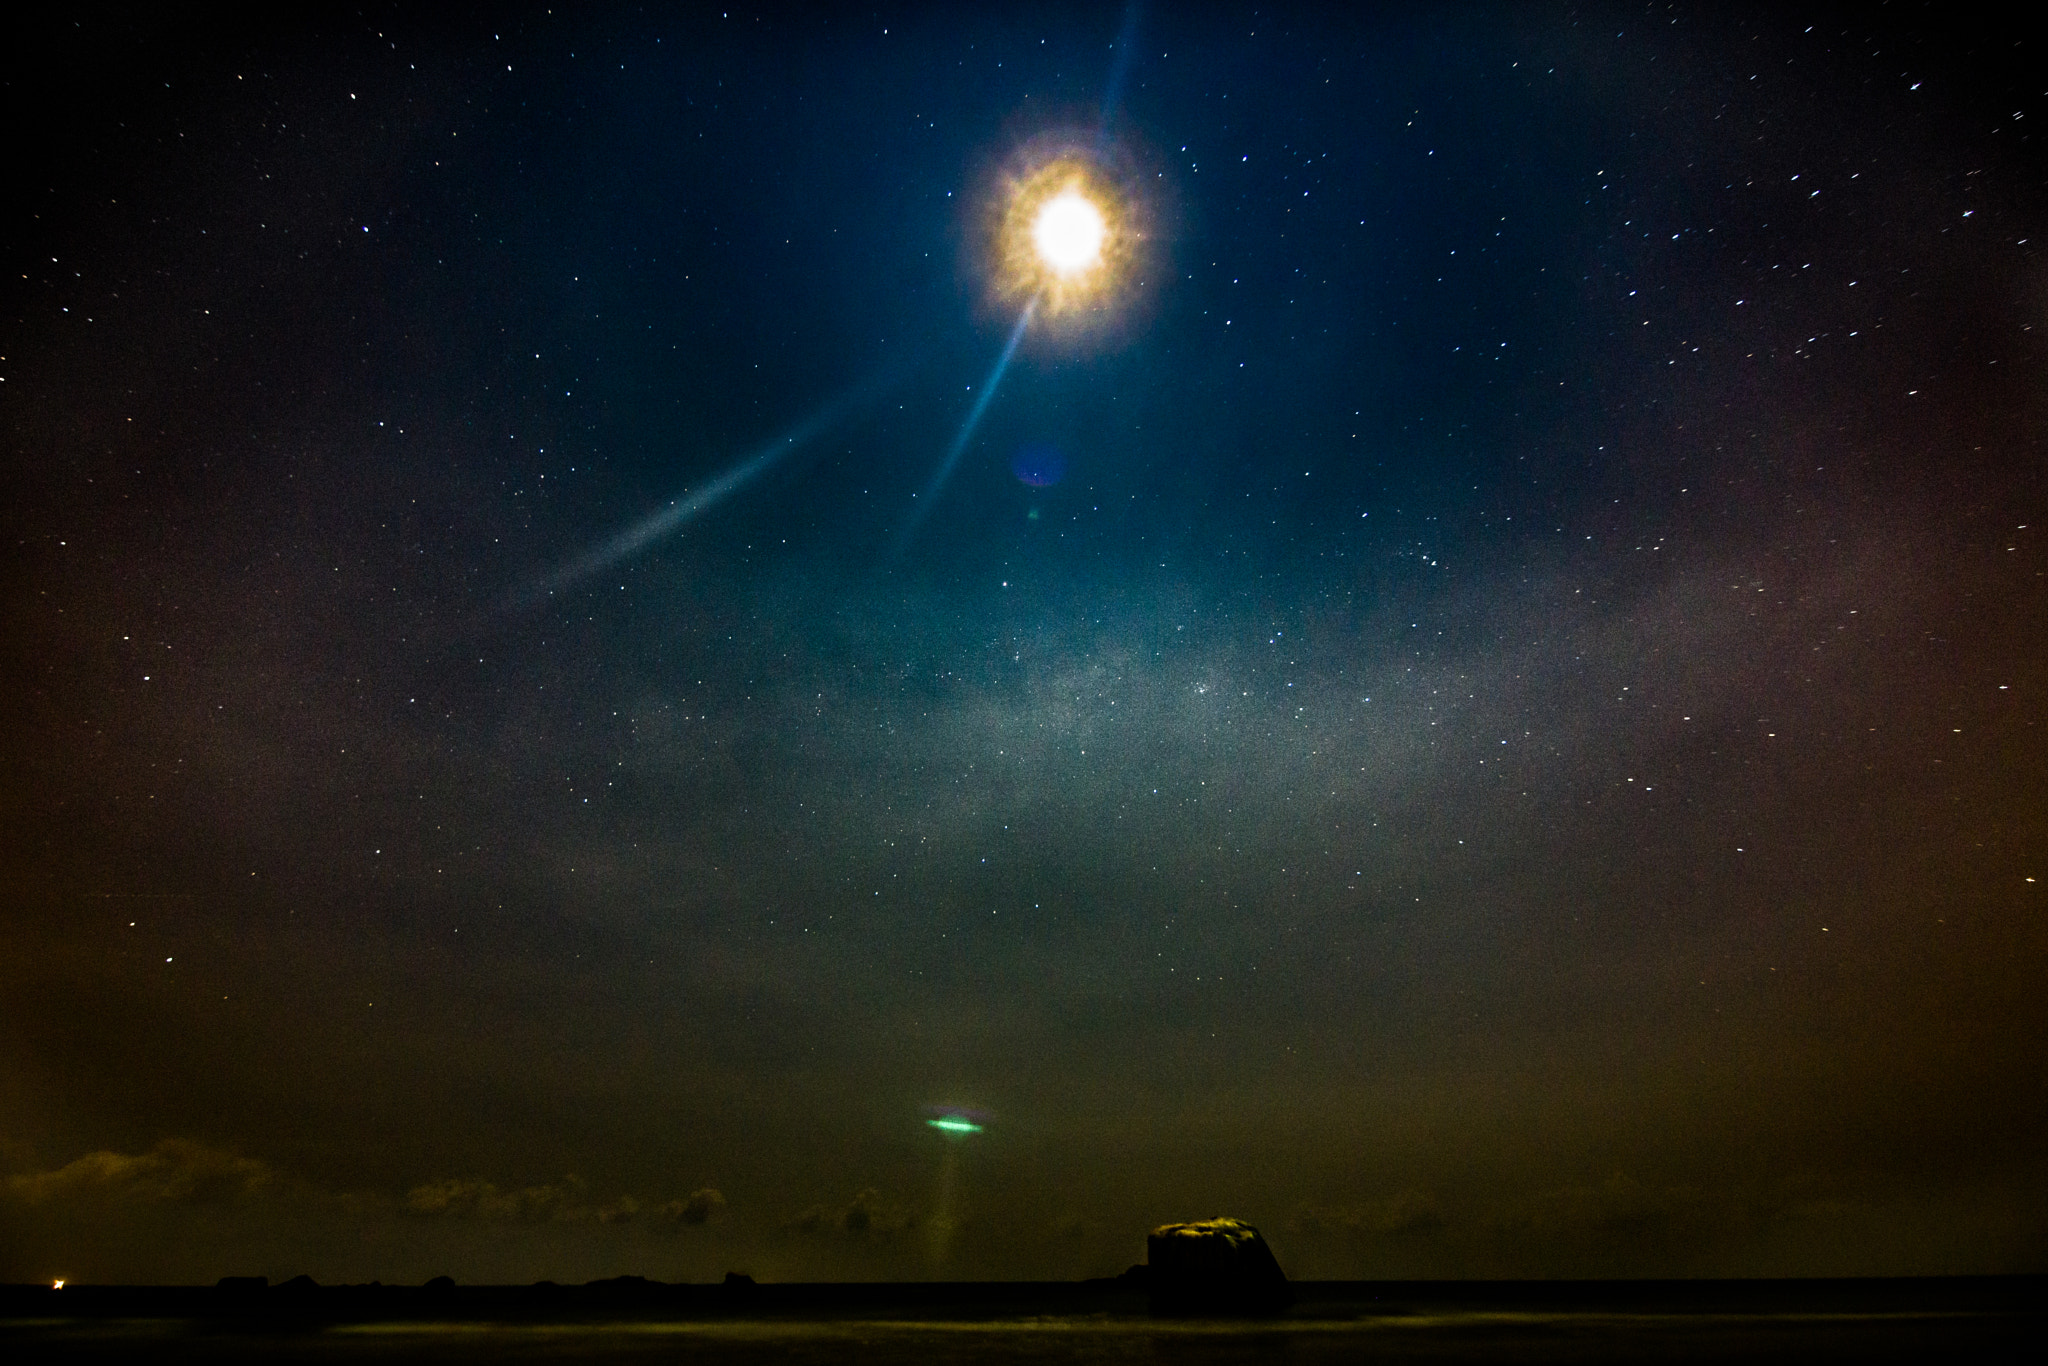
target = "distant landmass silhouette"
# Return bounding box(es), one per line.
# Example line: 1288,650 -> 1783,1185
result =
2,1273 -> 2039,1361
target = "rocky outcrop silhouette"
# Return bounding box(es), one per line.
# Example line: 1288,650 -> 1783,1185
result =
1146,1217 -> 1291,1316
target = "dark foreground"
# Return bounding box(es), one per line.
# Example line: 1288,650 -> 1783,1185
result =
2,1277 -> 2040,1362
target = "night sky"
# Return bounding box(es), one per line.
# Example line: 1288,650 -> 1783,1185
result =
5,3 -> 2045,1286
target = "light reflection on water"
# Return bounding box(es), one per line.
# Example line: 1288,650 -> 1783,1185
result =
13,1310 -> 2019,1363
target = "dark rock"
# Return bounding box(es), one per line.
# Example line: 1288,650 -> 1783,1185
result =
720,1271 -> 758,1304
1146,1218 -> 1290,1316
586,1274 -> 661,1301
277,1275 -> 319,1295
423,1275 -> 456,1294
215,1276 -> 268,1296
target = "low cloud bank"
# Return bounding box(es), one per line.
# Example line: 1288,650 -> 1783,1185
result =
5,1139 -> 277,1206
6,1140 -> 724,1237
782,1187 -> 914,1238
402,1176 -> 726,1230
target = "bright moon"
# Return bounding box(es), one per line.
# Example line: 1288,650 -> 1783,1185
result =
1032,191 -> 1106,275
987,140 -> 1147,328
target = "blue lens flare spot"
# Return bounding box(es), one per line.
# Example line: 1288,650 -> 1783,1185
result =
1011,443 -> 1066,488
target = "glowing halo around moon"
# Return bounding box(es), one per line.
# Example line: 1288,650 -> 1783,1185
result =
985,138 -> 1152,333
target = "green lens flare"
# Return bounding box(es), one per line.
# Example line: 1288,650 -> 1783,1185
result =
927,1117 -> 983,1135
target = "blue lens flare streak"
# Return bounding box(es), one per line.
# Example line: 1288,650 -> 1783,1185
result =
894,298 -> 1038,555
506,374 -> 889,611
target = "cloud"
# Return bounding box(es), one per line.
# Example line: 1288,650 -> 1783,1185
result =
1503,1173 -> 1710,1241
401,1176 -> 723,1229
650,1187 -> 727,1229
1291,1191 -> 1446,1239
401,1175 -> 585,1222
5,1138 -> 729,1240
782,1187 -> 914,1238
591,1195 -> 642,1225
4,1139 -> 277,1206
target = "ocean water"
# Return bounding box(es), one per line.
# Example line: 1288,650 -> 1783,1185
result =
5,1308 -> 2037,1363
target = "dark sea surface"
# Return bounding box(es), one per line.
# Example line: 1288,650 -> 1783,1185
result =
3,1280 -> 2038,1362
